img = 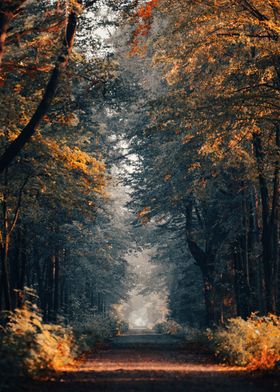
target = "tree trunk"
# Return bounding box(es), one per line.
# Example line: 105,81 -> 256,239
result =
53,253 -> 59,319
187,239 -> 216,326
203,275 -> 215,326
0,170 -> 11,310
17,230 -> 27,307
233,247 -> 249,318
1,234 -> 11,310
253,133 -> 275,312
0,12 -> 77,172
271,126 -> 280,310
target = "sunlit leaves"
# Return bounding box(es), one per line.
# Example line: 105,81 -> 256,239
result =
129,0 -> 158,56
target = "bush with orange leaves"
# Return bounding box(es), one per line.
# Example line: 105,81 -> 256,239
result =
213,314 -> 280,370
0,301 -> 76,388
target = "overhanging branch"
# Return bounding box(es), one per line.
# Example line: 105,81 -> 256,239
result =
0,12 -> 77,173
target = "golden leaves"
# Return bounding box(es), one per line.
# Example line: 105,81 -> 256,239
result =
55,113 -> 79,127
165,62 -> 181,85
199,135 -> 224,159
137,207 -> 151,224
215,314 -> 280,370
164,173 -> 172,181
69,0 -> 84,15
188,162 -> 201,172
129,0 -> 158,57
41,138 -> 107,199
137,206 -> 151,218
182,134 -> 194,144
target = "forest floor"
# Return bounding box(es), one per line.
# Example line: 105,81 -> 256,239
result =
22,330 -> 279,392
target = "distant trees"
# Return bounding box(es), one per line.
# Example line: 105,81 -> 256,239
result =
1,0 -> 279,328
0,0 -> 132,321
122,0 -> 280,325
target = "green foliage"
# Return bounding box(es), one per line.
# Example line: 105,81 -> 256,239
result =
211,314 -> 280,370
154,319 -> 206,343
153,319 -> 183,335
119,0 -> 280,327
73,314 -> 121,352
116,319 -> 129,335
0,302 -> 75,386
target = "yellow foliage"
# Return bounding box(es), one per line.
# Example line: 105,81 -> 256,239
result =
0,302 -> 76,380
164,174 -> 172,181
154,320 -> 183,335
42,138 -> 106,195
213,314 -> 280,370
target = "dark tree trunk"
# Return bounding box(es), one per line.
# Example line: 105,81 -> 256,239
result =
0,170 -> 11,310
47,255 -> 56,321
53,254 -> 59,319
271,126 -> 280,309
1,235 -> 11,310
203,275 -> 215,326
233,242 -> 252,318
253,133 -> 275,312
17,231 -> 27,307
0,12 -> 77,172
187,239 -> 216,326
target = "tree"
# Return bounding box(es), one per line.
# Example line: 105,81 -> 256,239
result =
119,0 -> 280,324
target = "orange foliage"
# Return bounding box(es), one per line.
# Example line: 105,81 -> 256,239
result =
138,0 -> 158,20
42,138 -> 106,196
214,314 -> 280,370
137,206 -> 151,218
130,0 -> 158,56
136,206 -> 151,224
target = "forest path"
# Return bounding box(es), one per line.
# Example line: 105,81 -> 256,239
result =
28,331 -> 279,392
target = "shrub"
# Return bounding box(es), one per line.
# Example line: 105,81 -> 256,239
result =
0,302 -> 75,385
182,326 -> 207,343
154,321 -> 205,343
212,313 -> 280,370
153,319 -> 183,335
73,314 -> 118,352
115,319 -> 129,335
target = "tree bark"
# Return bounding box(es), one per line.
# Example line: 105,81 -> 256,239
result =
253,132 -> 275,312
1,180 -> 11,310
271,127 -> 280,310
187,238 -> 216,326
53,253 -> 59,319
17,230 -> 27,307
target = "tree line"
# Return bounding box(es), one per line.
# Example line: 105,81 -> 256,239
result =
0,0 -> 133,322
121,0 -> 280,326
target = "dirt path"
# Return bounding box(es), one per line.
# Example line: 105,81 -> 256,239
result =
26,332 -> 279,392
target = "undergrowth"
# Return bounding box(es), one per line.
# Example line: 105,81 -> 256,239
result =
0,301 -> 129,390
211,313 -> 280,370
153,319 -> 206,343
72,314 -> 129,352
154,319 -> 184,335
0,302 -> 75,389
